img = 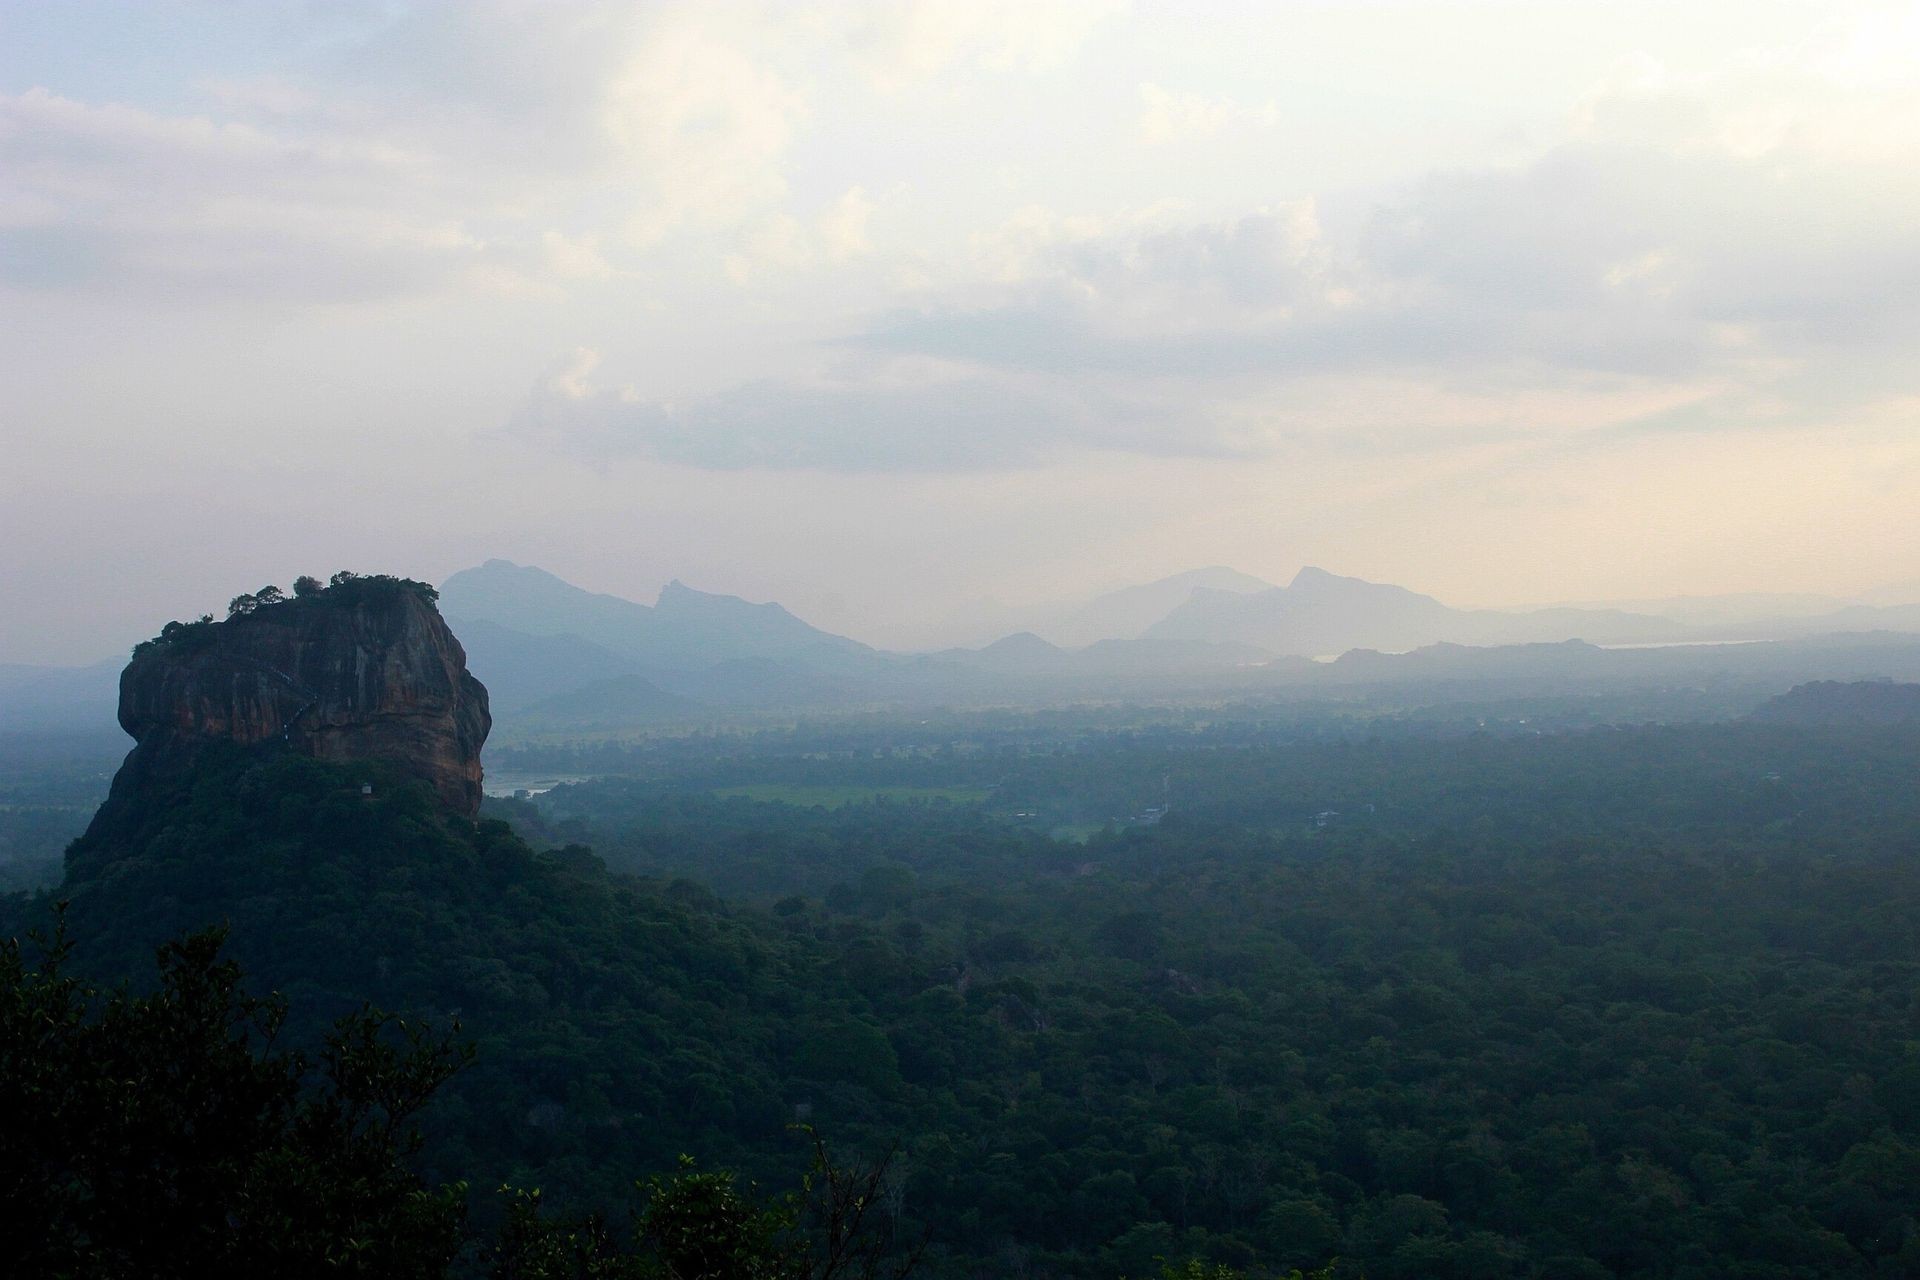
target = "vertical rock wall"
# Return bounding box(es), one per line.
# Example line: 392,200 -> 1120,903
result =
109,583 -> 491,815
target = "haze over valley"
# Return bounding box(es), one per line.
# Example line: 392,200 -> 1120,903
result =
7,5 -> 1920,1277
14,558 -> 1920,741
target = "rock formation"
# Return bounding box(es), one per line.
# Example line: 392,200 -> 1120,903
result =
102,575 -> 490,816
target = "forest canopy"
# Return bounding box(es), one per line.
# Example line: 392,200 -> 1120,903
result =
10,717 -> 1920,1277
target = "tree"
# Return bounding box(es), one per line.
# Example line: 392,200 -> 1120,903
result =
639,1158 -> 799,1280
3,917 -> 923,1280
0,915 -> 470,1277
293,575 -> 324,598
487,1134 -> 924,1280
794,1128 -> 926,1280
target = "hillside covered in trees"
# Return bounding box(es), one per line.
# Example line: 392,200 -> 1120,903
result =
9,705 -> 1920,1277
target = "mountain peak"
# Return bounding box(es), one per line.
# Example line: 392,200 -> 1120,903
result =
982,631 -> 1061,655
655,579 -> 797,618
1034,566 -> 1275,647
1288,566 -> 1348,589
467,559 -> 565,583
1162,566 -> 1275,592
1285,566 -> 1438,604
441,561 -> 870,682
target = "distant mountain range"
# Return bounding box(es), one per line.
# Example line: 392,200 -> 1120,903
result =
1033,566 -> 1274,648
440,561 -> 883,717
950,566 -> 1920,659
13,560 -> 1920,736
440,560 -> 873,673
1144,566 -> 1680,654
432,561 -> 1920,730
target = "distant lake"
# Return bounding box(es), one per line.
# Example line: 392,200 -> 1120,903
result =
482,772 -> 592,798
1597,638 -> 1768,651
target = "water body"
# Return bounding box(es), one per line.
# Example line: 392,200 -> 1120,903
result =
1597,638 -> 1768,651
482,773 -> 592,799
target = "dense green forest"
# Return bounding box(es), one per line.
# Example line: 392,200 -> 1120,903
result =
0,732 -> 117,891
8,717 -> 1920,1276
1,917 -> 931,1278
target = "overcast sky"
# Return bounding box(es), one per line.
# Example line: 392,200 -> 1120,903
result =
5,0 -> 1920,661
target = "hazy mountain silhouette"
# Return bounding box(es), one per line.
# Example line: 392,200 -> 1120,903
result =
1856,580 -> 1920,608
1312,633 -> 1920,696
1146,567 -> 1681,655
31,562 -> 1920,739
1554,592 -> 1850,630
1036,566 -> 1274,647
934,631 -> 1072,676
453,619 -> 647,712
932,630 -> 1280,680
1756,602 -> 1920,639
395,562 -> 1920,724
440,560 -> 874,675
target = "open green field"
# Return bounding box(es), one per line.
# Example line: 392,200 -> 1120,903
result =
709,783 -> 993,807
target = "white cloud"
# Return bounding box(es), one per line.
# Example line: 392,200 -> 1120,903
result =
542,230 -> 613,281
602,21 -> 807,245
548,347 -> 606,401
819,186 -> 877,259
18,0 -> 1920,652
859,43 -> 1920,444
722,186 -> 882,283
829,0 -> 1121,92
723,214 -> 812,284
0,8 -> 816,300
1137,83 -> 1279,146
1571,42 -> 1920,163
0,87 -> 504,300
509,350 -> 1195,471
868,201 -> 1342,373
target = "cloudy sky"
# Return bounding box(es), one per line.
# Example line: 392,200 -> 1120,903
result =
5,0 -> 1920,661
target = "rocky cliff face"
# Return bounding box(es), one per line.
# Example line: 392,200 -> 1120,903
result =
105,579 -> 490,815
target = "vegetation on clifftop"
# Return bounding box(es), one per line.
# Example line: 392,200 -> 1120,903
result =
132,571 -> 441,659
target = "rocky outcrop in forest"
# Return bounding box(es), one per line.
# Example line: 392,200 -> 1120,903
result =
100,574 -> 490,818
